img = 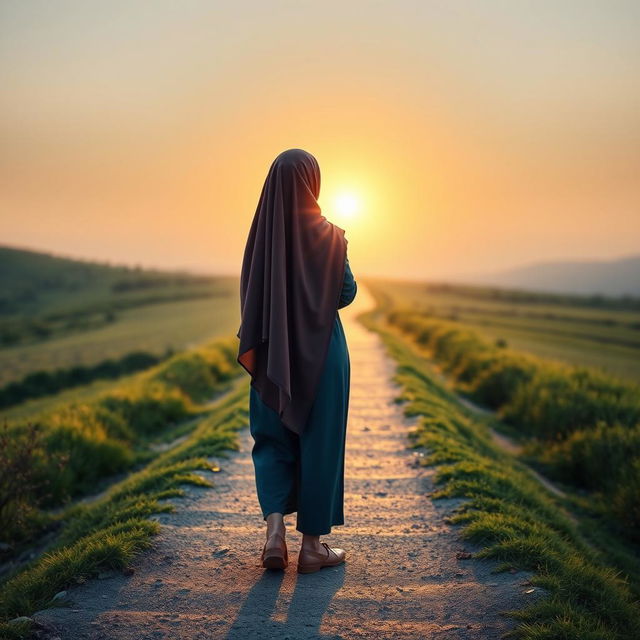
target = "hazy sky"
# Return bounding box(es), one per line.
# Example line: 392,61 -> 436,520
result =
1,0 -> 639,279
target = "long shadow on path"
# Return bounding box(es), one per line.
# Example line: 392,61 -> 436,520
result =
225,565 -> 346,639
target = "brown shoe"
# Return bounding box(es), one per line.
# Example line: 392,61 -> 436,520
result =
297,542 -> 346,574
261,532 -> 288,570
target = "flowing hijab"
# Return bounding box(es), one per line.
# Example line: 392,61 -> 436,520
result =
237,148 -> 348,435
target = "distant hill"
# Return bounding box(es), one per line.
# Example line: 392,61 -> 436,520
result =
0,243 -> 226,316
0,243 -> 238,350
475,255 -> 640,297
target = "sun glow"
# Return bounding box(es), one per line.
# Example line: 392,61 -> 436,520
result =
333,192 -> 361,221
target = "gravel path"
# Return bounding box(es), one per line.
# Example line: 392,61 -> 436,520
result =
34,285 -> 536,639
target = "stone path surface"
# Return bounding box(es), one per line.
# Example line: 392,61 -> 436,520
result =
34,285 -> 535,639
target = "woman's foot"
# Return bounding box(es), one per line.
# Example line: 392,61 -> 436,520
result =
298,535 -> 346,574
261,512 -> 288,569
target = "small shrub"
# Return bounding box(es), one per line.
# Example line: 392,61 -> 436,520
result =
610,458 -> 640,540
537,423 -> 640,493
0,421 -> 65,545
468,353 -> 537,409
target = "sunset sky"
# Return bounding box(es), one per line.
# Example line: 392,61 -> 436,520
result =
1,1 -> 639,280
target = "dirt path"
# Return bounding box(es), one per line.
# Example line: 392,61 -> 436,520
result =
34,286 -> 536,639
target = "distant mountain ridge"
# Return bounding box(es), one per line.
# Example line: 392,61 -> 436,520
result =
475,255 -> 640,297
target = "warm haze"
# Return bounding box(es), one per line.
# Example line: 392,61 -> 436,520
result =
1,1 -> 639,280
3,5 -> 640,638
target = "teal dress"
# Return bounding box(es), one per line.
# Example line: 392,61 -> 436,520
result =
249,255 -> 358,535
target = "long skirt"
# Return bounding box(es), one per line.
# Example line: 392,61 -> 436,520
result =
249,313 -> 350,536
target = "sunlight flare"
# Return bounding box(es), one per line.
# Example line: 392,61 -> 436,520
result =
333,192 -> 362,224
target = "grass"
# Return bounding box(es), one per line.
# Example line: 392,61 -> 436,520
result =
0,245 -> 242,386
379,304 -> 640,541
365,278 -> 640,383
0,336 -> 242,552
0,294 -> 240,387
0,372 -> 249,639
358,305 -> 640,640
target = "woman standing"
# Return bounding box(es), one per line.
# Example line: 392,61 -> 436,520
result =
237,148 -> 357,574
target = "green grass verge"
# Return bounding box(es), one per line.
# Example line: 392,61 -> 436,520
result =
1,337 -> 242,550
0,376 -> 249,638
382,307 -> 640,540
359,307 -> 640,640
363,277 -> 640,383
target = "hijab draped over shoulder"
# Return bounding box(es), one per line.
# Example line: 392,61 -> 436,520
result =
237,148 -> 348,435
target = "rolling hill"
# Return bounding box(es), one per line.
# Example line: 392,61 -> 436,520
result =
475,255 -> 640,297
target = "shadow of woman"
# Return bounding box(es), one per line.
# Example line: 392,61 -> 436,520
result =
224,569 -> 285,639
224,564 -> 346,639
285,563 -> 346,637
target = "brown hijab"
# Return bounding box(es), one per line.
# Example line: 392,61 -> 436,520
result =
237,148 -> 348,435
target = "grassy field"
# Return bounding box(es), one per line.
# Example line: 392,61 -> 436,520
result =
0,291 -> 240,387
0,246 -> 240,385
0,245 -> 235,323
0,336 -> 242,559
359,300 -> 640,640
367,278 -> 640,383
366,280 -> 640,537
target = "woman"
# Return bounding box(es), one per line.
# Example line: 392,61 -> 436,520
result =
237,148 -> 357,574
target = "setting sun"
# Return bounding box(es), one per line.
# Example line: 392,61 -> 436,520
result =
333,192 -> 361,221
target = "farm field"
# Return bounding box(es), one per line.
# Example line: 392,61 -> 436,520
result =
0,293 -> 240,387
366,278 -> 640,383
0,246 -> 240,386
